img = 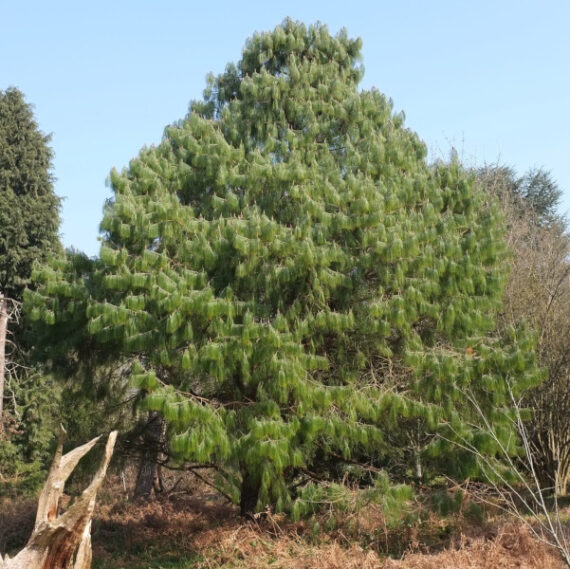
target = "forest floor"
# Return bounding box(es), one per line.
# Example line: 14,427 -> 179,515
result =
1,474 -> 568,569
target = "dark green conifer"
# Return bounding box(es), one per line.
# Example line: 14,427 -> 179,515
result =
0,87 -> 61,478
30,21 -> 539,514
0,87 -> 61,299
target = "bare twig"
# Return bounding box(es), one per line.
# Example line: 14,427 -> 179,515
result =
441,385 -> 570,566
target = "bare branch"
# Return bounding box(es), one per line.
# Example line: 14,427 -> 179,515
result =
443,385 -> 570,566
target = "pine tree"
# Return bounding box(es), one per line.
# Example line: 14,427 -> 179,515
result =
25,251 -> 134,451
0,87 -> 61,441
30,21 -> 539,514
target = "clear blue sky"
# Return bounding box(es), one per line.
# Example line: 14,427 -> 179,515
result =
2,0 -> 568,257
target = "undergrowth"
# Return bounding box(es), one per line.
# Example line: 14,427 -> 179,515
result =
1,472 -> 568,568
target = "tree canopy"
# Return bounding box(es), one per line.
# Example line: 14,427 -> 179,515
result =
0,87 -> 61,481
0,87 -> 61,300
476,164 -> 564,229
29,20 -> 539,514
477,163 -> 570,495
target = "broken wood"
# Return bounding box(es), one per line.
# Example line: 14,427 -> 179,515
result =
0,427 -> 117,569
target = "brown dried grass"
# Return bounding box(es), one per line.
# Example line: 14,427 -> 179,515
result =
0,496 -> 36,553
1,473 -> 568,569
386,523 -> 566,569
89,491 -> 567,569
191,517 -> 566,569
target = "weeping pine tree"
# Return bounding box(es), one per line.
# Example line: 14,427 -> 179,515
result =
29,20 -> 539,514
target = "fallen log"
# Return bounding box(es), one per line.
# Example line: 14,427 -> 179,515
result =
0,427 -> 117,569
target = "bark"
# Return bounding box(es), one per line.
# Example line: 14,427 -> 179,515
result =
239,471 -> 261,517
533,430 -> 570,497
556,472 -> 568,497
0,427 -> 117,569
134,456 -> 157,499
0,294 -> 8,436
153,464 -> 165,494
413,420 -> 423,483
134,412 -> 165,499
414,448 -> 423,482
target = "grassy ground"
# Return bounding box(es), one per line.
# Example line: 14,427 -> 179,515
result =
1,476 -> 568,569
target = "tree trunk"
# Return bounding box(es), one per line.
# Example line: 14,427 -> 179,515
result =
153,464 -> 165,494
134,456 -> 157,499
0,294 -> 8,437
134,412 -> 165,499
533,431 -> 569,497
413,420 -> 423,484
239,471 -> 261,517
556,473 -> 567,497
414,447 -> 423,483
0,427 -> 117,569
555,453 -> 569,497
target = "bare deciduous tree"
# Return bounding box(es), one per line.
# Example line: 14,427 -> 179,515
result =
443,385 -> 570,566
479,165 -> 570,495
502,205 -> 570,495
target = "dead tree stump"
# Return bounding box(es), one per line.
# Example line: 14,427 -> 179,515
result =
0,428 -> 117,569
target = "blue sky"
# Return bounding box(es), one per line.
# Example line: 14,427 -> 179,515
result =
2,1 -> 568,256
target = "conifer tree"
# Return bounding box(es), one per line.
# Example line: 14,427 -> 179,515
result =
30,21 -> 539,514
476,164 -> 563,229
0,88 -> 61,299
0,87 -> 61,440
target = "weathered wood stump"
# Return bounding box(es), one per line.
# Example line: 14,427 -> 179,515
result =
0,428 -> 117,569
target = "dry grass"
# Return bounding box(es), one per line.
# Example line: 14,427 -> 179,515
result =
0,496 -> 36,553
386,523 -> 565,569
91,493 -> 567,569
189,516 -> 566,569
1,473 -> 568,569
